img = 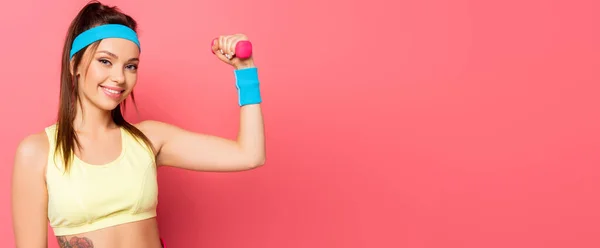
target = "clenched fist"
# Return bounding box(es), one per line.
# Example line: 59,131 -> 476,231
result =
212,34 -> 255,70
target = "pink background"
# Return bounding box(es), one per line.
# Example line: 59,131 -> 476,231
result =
1,0 -> 599,247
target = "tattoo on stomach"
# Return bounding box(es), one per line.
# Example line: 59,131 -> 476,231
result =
57,236 -> 94,248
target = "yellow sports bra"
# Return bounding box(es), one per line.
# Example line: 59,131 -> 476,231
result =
44,124 -> 158,236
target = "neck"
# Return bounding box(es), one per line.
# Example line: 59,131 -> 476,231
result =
73,99 -> 117,133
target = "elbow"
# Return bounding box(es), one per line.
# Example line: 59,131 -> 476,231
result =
247,154 -> 266,169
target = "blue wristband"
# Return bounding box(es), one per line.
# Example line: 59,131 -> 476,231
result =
234,67 -> 262,106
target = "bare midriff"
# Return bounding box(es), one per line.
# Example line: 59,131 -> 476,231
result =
55,218 -> 162,248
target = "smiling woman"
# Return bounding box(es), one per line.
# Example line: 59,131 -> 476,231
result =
79,43 -> 141,108
10,1 -> 265,248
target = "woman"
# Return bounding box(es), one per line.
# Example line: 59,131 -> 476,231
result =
11,1 -> 265,247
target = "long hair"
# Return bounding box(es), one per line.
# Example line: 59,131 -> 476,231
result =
55,1 -> 154,172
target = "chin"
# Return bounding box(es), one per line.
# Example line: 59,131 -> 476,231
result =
94,99 -> 124,111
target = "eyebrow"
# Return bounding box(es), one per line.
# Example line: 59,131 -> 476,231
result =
97,50 -> 139,62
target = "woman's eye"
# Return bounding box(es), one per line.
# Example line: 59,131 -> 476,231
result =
98,59 -> 111,65
126,64 -> 138,70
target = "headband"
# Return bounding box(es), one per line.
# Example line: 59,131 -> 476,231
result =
69,24 -> 141,60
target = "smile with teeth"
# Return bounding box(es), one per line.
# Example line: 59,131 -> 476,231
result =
100,85 -> 124,99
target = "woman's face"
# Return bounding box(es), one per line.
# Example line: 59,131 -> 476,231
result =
74,38 -> 140,111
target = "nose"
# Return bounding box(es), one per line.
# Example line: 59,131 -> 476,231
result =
110,67 -> 125,84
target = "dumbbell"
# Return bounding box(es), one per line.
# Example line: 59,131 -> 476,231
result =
212,39 -> 252,59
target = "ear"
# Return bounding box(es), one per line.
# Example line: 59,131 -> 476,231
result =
69,59 -> 76,76
69,59 -> 75,76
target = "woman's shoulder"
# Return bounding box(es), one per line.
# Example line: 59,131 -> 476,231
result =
132,120 -> 169,141
13,129 -> 50,173
132,120 -> 167,151
133,120 -> 165,131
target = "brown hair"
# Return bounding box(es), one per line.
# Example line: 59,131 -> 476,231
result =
55,0 -> 154,172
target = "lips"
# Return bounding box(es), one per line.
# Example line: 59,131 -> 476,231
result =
99,85 -> 124,99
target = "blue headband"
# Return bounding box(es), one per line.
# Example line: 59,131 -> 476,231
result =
69,24 -> 141,60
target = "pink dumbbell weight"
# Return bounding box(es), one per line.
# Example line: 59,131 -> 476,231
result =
212,38 -> 253,59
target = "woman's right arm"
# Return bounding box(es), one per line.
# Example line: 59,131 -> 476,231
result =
11,132 -> 48,248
